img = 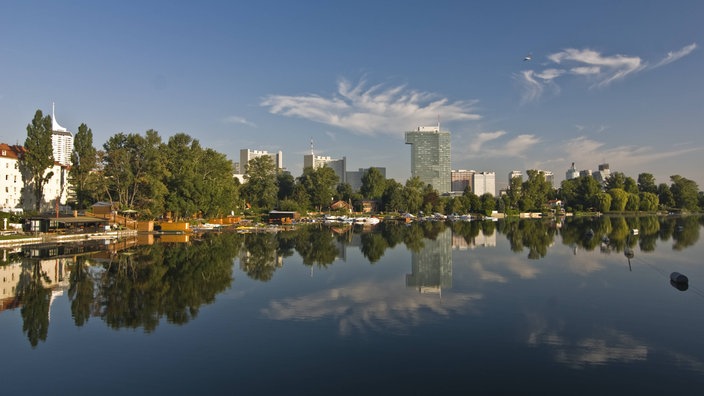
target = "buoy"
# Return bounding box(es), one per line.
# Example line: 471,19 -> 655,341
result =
670,272 -> 689,291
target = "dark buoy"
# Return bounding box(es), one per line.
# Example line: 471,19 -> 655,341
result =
670,272 -> 689,291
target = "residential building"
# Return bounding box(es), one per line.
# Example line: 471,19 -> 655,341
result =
472,171 -> 496,197
508,170 -> 523,184
405,125 -> 451,194
51,104 -> 73,166
304,154 -> 346,184
240,149 -> 283,173
451,169 -> 474,193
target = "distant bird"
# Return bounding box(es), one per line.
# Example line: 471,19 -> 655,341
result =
523,53 -> 532,61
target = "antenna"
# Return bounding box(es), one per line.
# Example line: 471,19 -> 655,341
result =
437,114 -> 441,131
310,137 -> 314,156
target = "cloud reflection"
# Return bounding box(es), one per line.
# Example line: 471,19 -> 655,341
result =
262,280 -> 482,335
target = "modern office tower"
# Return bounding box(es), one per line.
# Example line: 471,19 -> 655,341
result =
347,167 -> 386,191
406,227 -> 452,294
541,170 -> 555,186
303,154 -> 347,184
472,171 -> 496,196
51,103 -> 73,166
240,149 -> 283,173
451,169 -> 475,193
508,170 -> 523,185
405,125 -> 451,194
566,162 -> 580,180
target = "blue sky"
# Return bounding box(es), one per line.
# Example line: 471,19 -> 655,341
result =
1,0 -> 702,190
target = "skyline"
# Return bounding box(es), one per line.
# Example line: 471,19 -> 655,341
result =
1,1 -> 702,190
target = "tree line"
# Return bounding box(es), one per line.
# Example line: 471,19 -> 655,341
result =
19,109 -> 703,219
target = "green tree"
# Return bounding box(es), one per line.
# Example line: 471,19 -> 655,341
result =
637,173 -> 657,194
102,130 -> 168,217
624,176 -> 638,194
20,110 -> 55,211
360,167 -> 386,199
299,166 -> 339,212
520,170 -> 551,212
404,177 -> 425,214
507,175 -> 522,210
480,193 -> 496,214
594,192 -> 612,213
670,175 -> 700,211
625,193 -> 640,211
604,172 -> 626,190
639,192 -> 659,211
381,179 -> 404,212
277,171 -> 296,201
608,188 -> 628,211
241,155 -> 278,210
69,123 -> 98,210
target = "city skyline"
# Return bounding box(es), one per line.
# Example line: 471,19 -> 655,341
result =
0,1 -> 702,190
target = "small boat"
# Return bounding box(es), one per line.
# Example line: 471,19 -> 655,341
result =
631,229 -> 639,235
353,217 -> 380,225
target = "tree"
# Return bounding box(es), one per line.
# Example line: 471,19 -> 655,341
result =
658,183 -> 675,208
670,175 -> 699,211
69,123 -> 98,209
604,172 -> 626,190
624,176 -> 639,194
277,171 -> 296,201
520,170 -> 551,211
381,180 -> 404,212
360,167 -> 386,199
241,155 -> 278,210
594,192 -> 612,213
20,110 -> 55,211
480,193 -> 495,214
639,192 -> 659,211
298,166 -> 339,212
102,130 -> 168,217
507,176 -> 522,210
608,188 -> 628,211
637,173 -> 657,194
625,193 -> 640,211
403,177 -> 424,213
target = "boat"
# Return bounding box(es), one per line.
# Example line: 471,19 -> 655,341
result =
353,217 -> 381,225
631,229 -> 639,235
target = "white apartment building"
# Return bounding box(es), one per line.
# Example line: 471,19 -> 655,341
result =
0,143 -> 70,212
472,171 -> 496,197
239,149 -> 283,173
303,154 -> 346,184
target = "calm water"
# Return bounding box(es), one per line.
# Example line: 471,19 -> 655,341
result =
2,216 -> 704,395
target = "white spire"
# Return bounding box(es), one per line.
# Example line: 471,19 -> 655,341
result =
51,102 -> 68,133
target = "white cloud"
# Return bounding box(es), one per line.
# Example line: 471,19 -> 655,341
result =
261,78 -> 481,137
518,43 -> 696,102
467,131 -> 539,159
223,115 -> 256,127
261,280 -> 481,335
651,43 -> 698,69
469,130 -> 506,153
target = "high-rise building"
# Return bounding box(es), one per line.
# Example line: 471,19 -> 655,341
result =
51,103 -> 73,166
566,162 -> 579,180
303,154 -> 346,184
472,171 -> 496,196
451,169 -> 474,193
405,125 -> 451,194
592,163 -> 610,185
508,170 -> 523,185
240,149 -> 283,173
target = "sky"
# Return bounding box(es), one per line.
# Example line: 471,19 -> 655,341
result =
1,0 -> 702,191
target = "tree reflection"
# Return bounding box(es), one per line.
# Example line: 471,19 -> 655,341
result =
68,255 -> 96,326
17,259 -> 51,347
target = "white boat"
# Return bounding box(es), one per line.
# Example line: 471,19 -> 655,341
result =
353,217 -> 381,225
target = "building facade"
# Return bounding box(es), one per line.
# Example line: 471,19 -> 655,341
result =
239,149 -> 283,173
451,169 -> 474,193
303,154 -> 346,184
405,126 -> 451,194
51,104 -> 73,166
1,143 -> 70,212
472,171 -> 496,197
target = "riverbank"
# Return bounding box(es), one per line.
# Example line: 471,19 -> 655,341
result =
0,229 -> 138,247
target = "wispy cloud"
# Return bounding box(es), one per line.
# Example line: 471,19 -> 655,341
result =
651,43 -> 698,69
223,115 -> 257,127
467,131 -> 540,158
469,130 -> 506,153
518,43 -> 697,102
262,78 -> 481,137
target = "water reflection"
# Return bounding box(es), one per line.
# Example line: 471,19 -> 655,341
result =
1,215 -> 702,347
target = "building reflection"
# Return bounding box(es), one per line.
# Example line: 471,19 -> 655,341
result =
406,228 -> 453,295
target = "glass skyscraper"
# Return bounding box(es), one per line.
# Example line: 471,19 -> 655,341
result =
405,126 -> 451,194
